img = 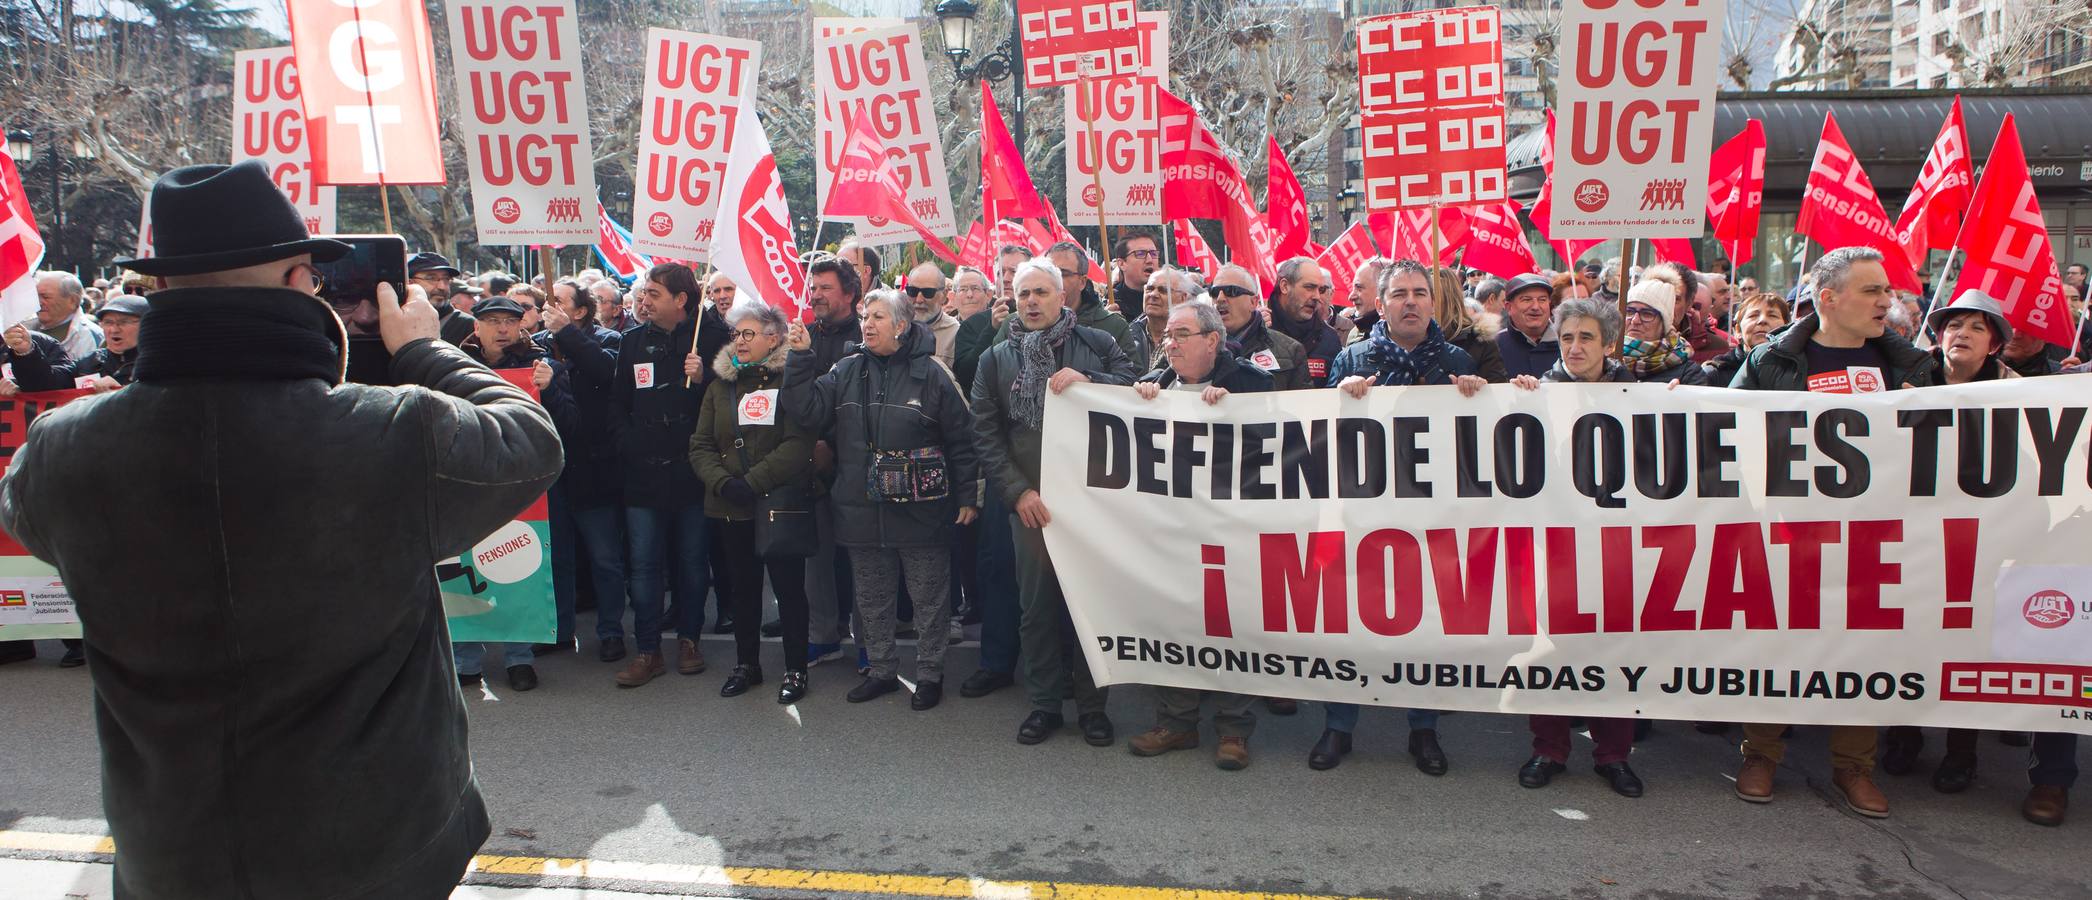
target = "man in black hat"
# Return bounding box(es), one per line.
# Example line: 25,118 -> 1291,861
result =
411,252 -> 477,346
0,159 -> 562,899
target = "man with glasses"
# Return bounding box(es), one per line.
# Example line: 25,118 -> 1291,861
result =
1129,267 -> 1197,371
1210,263 -> 1307,390
1269,257 -> 1343,387
410,252 -> 475,345
905,262 -> 961,367
1110,232 -> 1162,319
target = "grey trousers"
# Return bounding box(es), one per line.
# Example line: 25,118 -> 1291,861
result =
1012,519 -> 1108,716
806,499 -> 846,645
849,545 -> 952,683
1156,688 -> 1256,738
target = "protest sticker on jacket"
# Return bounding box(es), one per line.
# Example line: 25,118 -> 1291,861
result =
0,389 -> 93,641
1062,12 -> 1167,224
632,29 -> 761,261
1039,377 -> 2092,733
1548,0 -> 1724,239
285,0 -> 446,185
1017,0 -> 1141,88
445,0 -> 596,245
1355,7 -> 1506,211
814,22 -> 956,245
234,47 -> 338,235
442,367 -> 554,643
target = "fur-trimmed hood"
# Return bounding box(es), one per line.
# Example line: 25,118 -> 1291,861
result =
711,340 -> 789,381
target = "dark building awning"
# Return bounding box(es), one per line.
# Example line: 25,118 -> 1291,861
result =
1509,88 -> 2092,202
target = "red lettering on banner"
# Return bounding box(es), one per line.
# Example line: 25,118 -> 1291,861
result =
1261,531 -> 1349,633
1425,528 -> 1496,635
1703,522 -> 1777,630
458,3 -> 567,61
1356,529 -> 1424,637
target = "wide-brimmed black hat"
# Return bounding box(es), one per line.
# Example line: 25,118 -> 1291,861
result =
409,252 -> 462,277
113,160 -> 350,276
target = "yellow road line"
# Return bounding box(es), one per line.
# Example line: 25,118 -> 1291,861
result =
0,830 -> 1369,899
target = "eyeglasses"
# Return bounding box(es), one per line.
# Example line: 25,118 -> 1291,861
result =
905,285 -> 941,298
732,329 -> 764,341
1211,285 -> 1257,299
1058,267 -> 1083,278
1165,329 -> 1210,342
288,263 -> 326,297
1624,305 -> 1664,323
1125,249 -> 1160,260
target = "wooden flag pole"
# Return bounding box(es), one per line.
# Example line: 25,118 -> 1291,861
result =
1078,72 -> 1112,268
379,184 -> 394,234
687,261 -> 713,388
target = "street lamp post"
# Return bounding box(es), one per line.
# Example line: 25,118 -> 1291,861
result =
934,0 -> 1026,159
3,129 -> 90,271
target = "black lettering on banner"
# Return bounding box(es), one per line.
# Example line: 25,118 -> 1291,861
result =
1210,423 -> 1236,500
1335,418 -> 1387,498
1572,413 -> 1626,509
1956,408 -> 2017,498
1455,415 -> 1492,498
1812,408 -> 1869,498
1632,412 -> 1687,500
1763,410 -> 1808,497
1169,421 -> 1208,499
1134,416 -> 1168,495
1694,412 -> 1739,498
1087,411 -> 1130,489
2025,407 -> 2085,496
1281,420 -> 1329,500
1898,408 -> 1950,496
1392,416 -> 1431,498
1239,422 -> 1277,500
1496,413 -> 1544,499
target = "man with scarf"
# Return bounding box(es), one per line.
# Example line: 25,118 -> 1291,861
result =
1210,264 -> 1307,389
972,258 -> 1139,747
1615,280 -> 1709,386
0,160 -> 562,898
1269,257 -> 1344,387
994,242 -> 1137,361
1316,258 -> 1480,777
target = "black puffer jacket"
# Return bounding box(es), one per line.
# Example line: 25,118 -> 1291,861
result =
540,322 -> 623,508
783,322 -> 980,548
5,330 -> 99,390
609,312 -> 728,508
1272,311 -> 1344,387
1702,342 -> 1750,388
1137,349 -> 1276,393
1730,314 -> 1938,390
1540,358 -> 1637,383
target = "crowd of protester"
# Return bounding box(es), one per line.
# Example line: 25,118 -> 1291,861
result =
9,229 -> 2089,830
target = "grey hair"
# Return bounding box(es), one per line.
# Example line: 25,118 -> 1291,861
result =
1275,256 -> 1318,286
1598,262 -> 1619,287
1475,276 -> 1507,303
1552,297 -> 1623,347
1148,267 -> 1198,297
1169,298 -> 1226,336
39,270 -> 83,301
1013,257 -> 1063,294
1811,246 -> 1885,293
952,265 -> 989,286
863,288 -> 911,323
725,300 -> 788,337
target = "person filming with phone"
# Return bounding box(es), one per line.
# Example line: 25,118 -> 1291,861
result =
0,160 -> 564,899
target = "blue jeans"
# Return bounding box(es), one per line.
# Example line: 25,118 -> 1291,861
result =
1323,703 -> 1439,734
622,505 -> 710,654
455,642 -> 533,675
975,490 -> 1021,673
2032,732 -> 2081,788
563,504 -> 627,643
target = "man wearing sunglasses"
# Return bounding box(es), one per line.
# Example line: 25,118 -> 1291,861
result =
1210,264 -> 1307,390
1110,232 -> 1162,319
905,262 -> 962,368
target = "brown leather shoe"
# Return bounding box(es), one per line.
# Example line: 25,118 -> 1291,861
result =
2024,785 -> 2068,826
1735,756 -> 1776,803
1833,768 -> 1890,818
1215,736 -> 1250,771
677,638 -> 706,675
616,652 -> 666,688
1127,726 -> 1199,757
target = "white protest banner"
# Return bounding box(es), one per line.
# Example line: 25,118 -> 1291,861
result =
632,29 -> 761,261
1063,12 -> 1166,225
1355,6 -> 1507,211
1549,0 -> 1724,239
1039,377 -> 2092,733
234,47 -> 338,235
814,21 -> 957,245
445,0 -> 595,245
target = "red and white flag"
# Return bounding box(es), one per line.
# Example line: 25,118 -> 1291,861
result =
1797,112 -> 1921,292
1172,220 -> 1220,281
1264,137 -> 1313,263
1157,88 -> 1273,289
1707,120 -> 1765,267
1462,200 -> 1536,281
1531,110 -> 1599,266
594,201 -> 653,281
710,110 -> 807,321
285,0 -> 445,185
1952,114 -> 2073,348
1317,221 -> 1381,308
1894,97 -> 1974,269
1373,207 -> 1468,267
980,80 -> 1049,221
825,107 -> 962,264
0,155 -> 45,325
1651,238 -> 1697,268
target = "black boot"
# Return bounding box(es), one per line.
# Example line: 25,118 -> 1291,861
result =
777,669 -> 808,704
846,675 -> 900,703
721,664 -> 764,698
1409,729 -> 1448,776
1882,726 -> 1924,776
1017,710 -> 1065,744
911,680 -> 944,711
1932,752 -> 1977,794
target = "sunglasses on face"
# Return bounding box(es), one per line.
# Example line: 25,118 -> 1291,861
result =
905,286 -> 941,298
1211,285 -> 1257,299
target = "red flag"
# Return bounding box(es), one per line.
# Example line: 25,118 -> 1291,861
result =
980,81 -> 1048,220
285,0 -> 445,185
709,110 -> 807,320
1376,207 -> 1468,266
1651,238 -> 1697,268
0,154 -> 46,324
957,220 -> 993,270
594,201 -> 654,281
1172,220 -> 1221,281
1531,109 -> 1599,266
1797,112 -> 1921,292
826,107 -> 962,265
1463,200 -> 1537,281
1894,97 -> 1974,269
1158,88 -> 1274,288
1707,120 -> 1765,266
1264,137 -> 1312,263
1318,221 -> 1380,308
1953,114 -> 2073,347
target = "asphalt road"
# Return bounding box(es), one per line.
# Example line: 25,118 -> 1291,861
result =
3,622 -> 2089,899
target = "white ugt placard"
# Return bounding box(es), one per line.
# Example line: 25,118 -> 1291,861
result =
814,21 -> 957,245
1062,12 -> 1167,225
446,0 -> 597,245
234,47 -> 338,235
633,29 -> 762,261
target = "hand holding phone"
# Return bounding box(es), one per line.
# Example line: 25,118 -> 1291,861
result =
377,282 -> 441,354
